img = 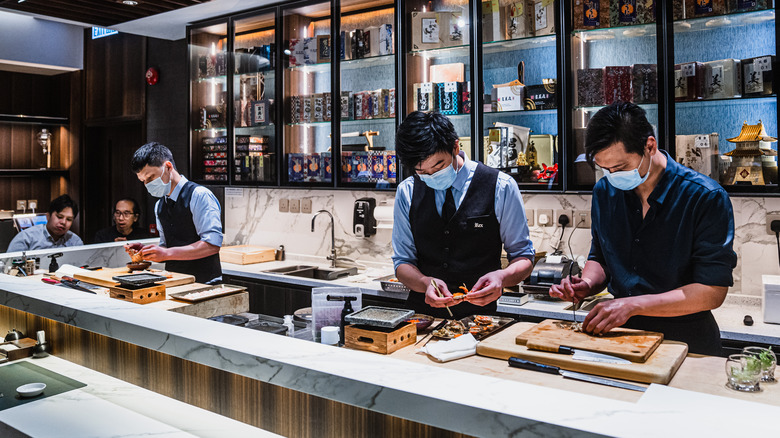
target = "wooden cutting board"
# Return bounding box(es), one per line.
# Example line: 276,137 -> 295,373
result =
477,322 -> 688,384
516,319 -> 664,363
75,267 -> 195,288
220,245 -> 276,265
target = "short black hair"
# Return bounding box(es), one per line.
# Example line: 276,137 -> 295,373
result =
131,142 -> 176,173
116,198 -> 141,216
49,194 -> 78,218
585,101 -> 655,167
395,111 -> 459,169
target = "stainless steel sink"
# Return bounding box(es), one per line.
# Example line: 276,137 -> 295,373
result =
264,265 -> 316,274
264,265 -> 358,280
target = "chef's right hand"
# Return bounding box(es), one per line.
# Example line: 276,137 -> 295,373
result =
425,278 -> 455,308
549,276 -> 592,304
125,242 -> 144,252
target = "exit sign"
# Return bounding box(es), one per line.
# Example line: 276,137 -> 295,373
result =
92,27 -> 118,39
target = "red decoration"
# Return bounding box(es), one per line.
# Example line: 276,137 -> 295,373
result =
145,67 -> 159,85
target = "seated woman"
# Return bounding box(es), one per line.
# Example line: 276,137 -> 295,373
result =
93,198 -> 150,243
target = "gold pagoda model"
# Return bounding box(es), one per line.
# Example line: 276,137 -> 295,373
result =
723,120 -> 777,185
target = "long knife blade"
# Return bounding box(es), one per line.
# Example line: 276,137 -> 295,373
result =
559,370 -> 646,392
570,348 -> 632,365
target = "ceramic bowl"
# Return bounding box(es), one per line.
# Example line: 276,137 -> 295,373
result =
405,314 -> 434,331
17,382 -> 46,398
126,261 -> 151,271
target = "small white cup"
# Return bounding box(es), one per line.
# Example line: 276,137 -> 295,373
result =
321,326 -> 340,345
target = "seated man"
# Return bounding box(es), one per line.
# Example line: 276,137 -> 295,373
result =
8,194 -> 83,251
93,198 -> 150,243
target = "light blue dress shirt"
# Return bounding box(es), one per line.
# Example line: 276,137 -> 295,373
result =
7,224 -> 83,252
392,152 -> 535,271
154,175 -> 223,248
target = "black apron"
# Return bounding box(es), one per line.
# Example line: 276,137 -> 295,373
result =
406,163 -> 503,319
157,181 -> 222,284
622,311 -> 723,356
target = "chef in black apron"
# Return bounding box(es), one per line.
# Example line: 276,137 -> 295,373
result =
129,142 -> 223,284
549,103 -> 737,355
392,112 -> 535,319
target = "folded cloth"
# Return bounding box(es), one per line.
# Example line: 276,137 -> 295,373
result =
419,333 -> 478,362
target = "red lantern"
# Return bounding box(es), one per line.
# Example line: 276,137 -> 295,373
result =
145,67 -> 159,85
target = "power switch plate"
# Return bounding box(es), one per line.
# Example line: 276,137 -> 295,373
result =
574,210 -> 591,228
526,209 -> 534,227
555,209 -> 574,227
301,199 -> 312,214
289,199 -> 300,213
766,214 -> 780,234
27,200 -> 38,211
537,209 -> 553,227
279,198 -> 289,213
16,200 -> 26,211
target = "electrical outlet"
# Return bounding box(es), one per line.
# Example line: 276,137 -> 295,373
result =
537,209 -> 553,227
301,198 -> 312,214
574,210 -> 591,228
766,214 -> 780,234
27,200 -> 38,211
289,199 -> 300,213
279,198 -> 289,213
526,209 -> 534,227
16,200 -> 26,211
555,209 -> 573,227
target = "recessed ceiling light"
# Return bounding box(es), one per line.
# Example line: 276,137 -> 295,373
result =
122,0 -> 138,5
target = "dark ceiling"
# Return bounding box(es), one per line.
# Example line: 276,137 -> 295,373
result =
0,0 -> 213,27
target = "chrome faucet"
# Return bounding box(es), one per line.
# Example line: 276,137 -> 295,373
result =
311,210 -> 337,268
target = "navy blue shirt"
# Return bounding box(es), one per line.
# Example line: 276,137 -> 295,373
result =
589,150 -> 737,298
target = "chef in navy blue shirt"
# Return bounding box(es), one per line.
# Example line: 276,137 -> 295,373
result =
550,102 -> 737,355
392,112 -> 535,319
128,142 -> 223,284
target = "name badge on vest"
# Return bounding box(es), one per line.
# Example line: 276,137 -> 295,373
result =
466,215 -> 490,231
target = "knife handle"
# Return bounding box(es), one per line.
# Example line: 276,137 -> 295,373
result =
526,339 -> 571,354
508,357 -> 560,375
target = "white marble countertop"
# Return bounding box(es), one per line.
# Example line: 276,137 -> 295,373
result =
2,273 -> 780,437
0,356 -> 278,438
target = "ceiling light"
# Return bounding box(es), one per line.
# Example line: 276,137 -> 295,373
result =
122,0 -> 138,5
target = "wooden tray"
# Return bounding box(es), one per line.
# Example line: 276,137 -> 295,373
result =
169,284 -> 246,303
220,245 -> 276,265
75,267 -> 195,288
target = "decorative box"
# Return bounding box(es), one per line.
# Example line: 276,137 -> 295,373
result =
362,91 -> 372,119
321,152 -> 332,182
415,82 -> 435,112
251,100 -> 268,126
411,12 -> 441,51
351,29 -> 363,59
675,133 -> 720,181
215,52 -> 227,76
362,29 -> 372,58
492,83 -> 525,112
482,0 -> 503,42
742,55 -> 775,96
487,127 -> 510,168
340,91 -> 351,120
577,68 -> 605,107
530,0 -> 555,36
704,59 -> 741,99
370,151 -> 386,180
686,0 -> 726,17
574,0 -> 609,30
379,24 -> 393,55
313,93 -> 325,122
524,80 -> 557,110
323,93 -> 332,122
288,154 -> 305,182
674,62 -> 706,101
370,90 -> 382,119
637,0 -> 656,24
462,82 -> 471,114
436,82 -> 461,115
301,95 -> 313,123
317,35 -> 331,63
610,0 -> 655,26
673,0 -> 685,19
340,31 -> 351,60
386,151 -> 397,181
306,153 -> 321,181
632,64 -> 657,104
235,135 -> 250,153
605,66 -> 632,104
365,27 -> 380,57
354,92 -> 365,120
506,2 -> 530,38
728,0 -> 773,12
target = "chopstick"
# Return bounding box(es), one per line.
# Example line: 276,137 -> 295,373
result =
430,279 -> 453,318
415,319 -> 448,346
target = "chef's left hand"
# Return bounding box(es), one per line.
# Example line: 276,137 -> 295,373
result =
139,244 -> 170,262
581,297 -> 639,336
467,270 -> 506,306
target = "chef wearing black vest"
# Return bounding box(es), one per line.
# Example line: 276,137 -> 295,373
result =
129,142 -> 223,284
392,112 -> 535,319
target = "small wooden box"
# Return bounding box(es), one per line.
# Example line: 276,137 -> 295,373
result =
220,245 -> 276,265
344,323 -> 416,355
0,338 -> 35,361
110,284 -> 166,305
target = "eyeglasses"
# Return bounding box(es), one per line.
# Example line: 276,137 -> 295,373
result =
114,211 -> 136,218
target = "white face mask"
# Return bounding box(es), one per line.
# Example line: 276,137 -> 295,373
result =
145,166 -> 171,198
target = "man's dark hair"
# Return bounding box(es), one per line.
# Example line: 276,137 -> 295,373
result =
49,194 -> 79,218
585,101 -> 655,166
131,142 -> 176,173
395,111 -> 459,169
116,198 -> 141,216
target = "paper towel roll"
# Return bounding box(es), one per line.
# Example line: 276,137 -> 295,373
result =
374,204 -> 394,229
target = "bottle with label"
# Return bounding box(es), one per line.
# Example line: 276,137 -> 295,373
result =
283,315 -> 295,337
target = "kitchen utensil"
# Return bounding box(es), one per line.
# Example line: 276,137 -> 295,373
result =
430,279 -> 453,318
405,314 -> 434,331
75,267 -> 194,288
458,315 -> 517,341
294,307 -> 312,322
508,357 -> 646,392
376,275 -> 411,293
112,273 -> 167,287
169,284 -> 246,303
126,261 -> 151,271
321,326 -> 340,345
416,319 -> 448,346
60,276 -> 98,294
4,329 -> 23,342
16,382 -> 46,398
525,340 -> 632,365
344,306 -> 414,328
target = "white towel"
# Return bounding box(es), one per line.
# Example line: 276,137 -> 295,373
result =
419,334 -> 478,362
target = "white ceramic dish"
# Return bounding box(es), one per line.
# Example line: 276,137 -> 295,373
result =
17,382 -> 46,398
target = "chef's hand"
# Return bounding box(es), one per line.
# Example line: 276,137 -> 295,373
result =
139,244 -> 171,262
424,278 -> 456,308
581,298 -> 639,336
125,242 -> 144,252
549,276 -> 592,304
468,270 -> 505,306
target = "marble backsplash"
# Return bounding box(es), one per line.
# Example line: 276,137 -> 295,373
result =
224,188 -> 780,297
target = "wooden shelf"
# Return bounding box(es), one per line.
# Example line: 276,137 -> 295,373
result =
0,114 -> 69,125
0,169 -> 69,177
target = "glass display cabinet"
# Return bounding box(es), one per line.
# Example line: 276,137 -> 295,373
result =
568,0 -> 660,190
672,3 -> 777,192
189,19 -> 229,184
480,0 -> 561,190
338,0 -> 398,188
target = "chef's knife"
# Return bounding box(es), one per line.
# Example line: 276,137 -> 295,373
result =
508,357 -> 646,392
60,276 -> 97,294
525,340 -> 631,365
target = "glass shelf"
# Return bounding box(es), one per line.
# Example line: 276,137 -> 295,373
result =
193,127 -> 228,132
287,61 -> 330,73
235,124 -> 275,130
341,54 -> 395,70
674,8 -> 775,32
286,121 -> 331,127
236,70 -> 275,78
196,75 -> 227,83
342,117 -> 395,124
409,43 -> 469,59
483,35 -> 557,53
575,103 -> 657,112
572,23 -> 657,42
484,109 -> 558,116
675,95 -> 777,106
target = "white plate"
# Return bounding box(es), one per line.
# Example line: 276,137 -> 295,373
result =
17,382 -> 46,398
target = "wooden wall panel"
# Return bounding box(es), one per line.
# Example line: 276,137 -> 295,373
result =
84,32 -> 146,122
0,305 -> 471,438
0,72 -> 68,117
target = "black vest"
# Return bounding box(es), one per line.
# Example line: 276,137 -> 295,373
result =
157,181 -> 222,283
407,163 -> 503,319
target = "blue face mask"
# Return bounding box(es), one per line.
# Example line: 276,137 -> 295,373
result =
419,155 -> 459,190
145,166 -> 172,198
602,153 -> 651,191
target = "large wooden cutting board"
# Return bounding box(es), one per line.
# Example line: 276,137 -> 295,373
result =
477,322 -> 688,384
516,319 -> 664,363
75,267 -> 195,288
